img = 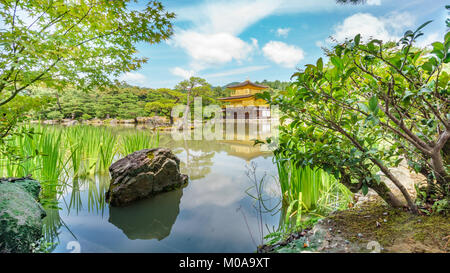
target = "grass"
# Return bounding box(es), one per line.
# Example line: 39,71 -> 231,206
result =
120,130 -> 159,156
0,124 -> 160,207
274,153 -> 353,231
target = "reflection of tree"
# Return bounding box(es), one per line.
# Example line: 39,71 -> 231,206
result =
182,149 -> 214,181
108,188 -> 183,240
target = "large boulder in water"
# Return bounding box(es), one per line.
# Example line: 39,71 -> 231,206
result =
106,148 -> 188,206
0,178 -> 46,253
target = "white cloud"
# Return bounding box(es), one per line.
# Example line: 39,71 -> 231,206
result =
262,41 -> 304,68
315,40 -> 325,48
367,0 -> 381,5
329,12 -> 415,43
171,0 -> 341,70
175,0 -> 341,35
172,31 -> 255,70
204,65 -> 270,78
382,12 -> 415,33
417,32 -> 441,49
171,67 -> 195,79
174,1 -> 279,35
119,72 -> 147,86
276,28 -> 291,38
251,38 -> 259,49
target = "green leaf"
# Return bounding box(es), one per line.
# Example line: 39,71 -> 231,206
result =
444,31 -> 450,48
414,20 -> 432,34
331,56 -> 342,70
368,96 -> 378,112
362,184 -> 369,195
422,61 -> 433,72
316,57 -> 323,72
432,42 -> 444,51
354,34 -> 361,46
402,90 -> 414,101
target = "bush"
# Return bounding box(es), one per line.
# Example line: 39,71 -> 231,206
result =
261,18 -> 449,214
81,114 -> 92,120
46,111 -> 63,120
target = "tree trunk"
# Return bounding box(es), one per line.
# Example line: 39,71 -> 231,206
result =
333,124 -> 418,213
179,90 -> 191,130
369,180 -> 405,208
339,171 -> 404,208
375,162 -> 418,214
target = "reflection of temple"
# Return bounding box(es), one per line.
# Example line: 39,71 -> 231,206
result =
220,120 -> 273,162
108,189 -> 182,240
218,80 -> 271,119
221,140 -> 272,162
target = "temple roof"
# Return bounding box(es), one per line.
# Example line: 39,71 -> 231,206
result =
226,80 -> 269,90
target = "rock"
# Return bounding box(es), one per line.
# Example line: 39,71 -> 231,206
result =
87,118 -> 103,124
117,119 -> 135,124
62,119 -> 78,126
0,179 -> 46,253
106,148 -> 188,206
42,120 -> 58,125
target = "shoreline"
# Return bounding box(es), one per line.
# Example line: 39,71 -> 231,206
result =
260,164 -> 449,253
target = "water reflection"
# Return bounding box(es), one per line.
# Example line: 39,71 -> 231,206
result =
109,189 -> 183,240
43,121 -> 280,252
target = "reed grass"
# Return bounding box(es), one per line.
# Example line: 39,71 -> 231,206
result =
274,153 -> 352,230
120,130 -> 160,156
0,124 -> 160,206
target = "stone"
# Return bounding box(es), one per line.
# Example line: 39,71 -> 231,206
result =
106,148 -> 188,206
0,179 -> 46,253
117,119 -> 135,124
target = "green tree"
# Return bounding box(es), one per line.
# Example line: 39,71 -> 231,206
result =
175,77 -> 211,128
0,0 -> 174,107
262,19 -> 449,214
145,88 -> 184,125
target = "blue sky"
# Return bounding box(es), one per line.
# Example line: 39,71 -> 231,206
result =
120,0 -> 448,88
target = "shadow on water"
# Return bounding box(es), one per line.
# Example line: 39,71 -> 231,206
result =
108,188 -> 183,241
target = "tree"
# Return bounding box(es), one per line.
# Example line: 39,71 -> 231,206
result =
0,0 -> 174,107
145,88 -> 184,125
261,19 -> 449,214
175,77 -> 210,129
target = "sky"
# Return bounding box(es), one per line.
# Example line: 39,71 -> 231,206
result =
119,0 -> 448,88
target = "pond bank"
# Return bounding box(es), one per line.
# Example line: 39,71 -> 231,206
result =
260,164 -> 449,253
261,199 -> 449,253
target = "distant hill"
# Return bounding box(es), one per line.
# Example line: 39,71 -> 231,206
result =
222,82 -> 240,89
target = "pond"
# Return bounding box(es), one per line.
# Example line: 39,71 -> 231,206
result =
43,121 -> 282,253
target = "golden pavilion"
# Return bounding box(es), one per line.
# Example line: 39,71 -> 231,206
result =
218,80 -> 270,119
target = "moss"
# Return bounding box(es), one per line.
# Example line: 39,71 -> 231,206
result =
327,200 -> 450,252
147,151 -> 154,160
0,182 -> 46,253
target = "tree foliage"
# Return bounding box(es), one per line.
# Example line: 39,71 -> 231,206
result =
261,19 -> 449,214
0,0 -> 175,107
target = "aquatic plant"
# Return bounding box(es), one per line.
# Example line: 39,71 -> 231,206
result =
0,124 -> 160,208
274,152 -> 352,230
120,130 -> 160,156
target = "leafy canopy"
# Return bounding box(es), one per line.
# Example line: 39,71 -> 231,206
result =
0,0 -> 175,106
